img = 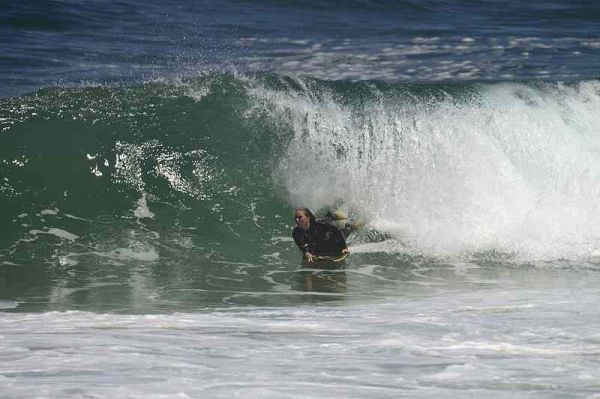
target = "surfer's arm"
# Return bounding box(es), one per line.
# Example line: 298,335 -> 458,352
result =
293,228 -> 314,259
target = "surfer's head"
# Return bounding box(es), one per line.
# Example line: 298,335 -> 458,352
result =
294,207 -> 314,231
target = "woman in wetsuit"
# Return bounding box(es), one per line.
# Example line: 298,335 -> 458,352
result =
292,207 -> 349,263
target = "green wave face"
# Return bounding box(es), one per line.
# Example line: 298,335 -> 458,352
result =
0,74 -> 472,258
2,74 -> 600,311
0,75 -> 293,310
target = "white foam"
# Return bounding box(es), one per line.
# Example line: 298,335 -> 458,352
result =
63,213 -> 91,222
29,228 -> 79,241
133,194 -> 155,219
40,208 -> 59,216
425,363 -> 478,381
185,84 -> 211,102
2,286 -> 600,398
260,80 -> 600,260
270,236 -> 294,243
114,141 -> 214,200
0,300 -> 18,309
349,240 -> 404,254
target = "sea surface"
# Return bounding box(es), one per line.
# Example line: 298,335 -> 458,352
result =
2,1 -> 600,397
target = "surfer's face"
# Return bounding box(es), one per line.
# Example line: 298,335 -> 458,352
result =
295,210 -> 310,230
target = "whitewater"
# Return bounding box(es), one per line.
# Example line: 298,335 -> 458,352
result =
3,1 -> 600,398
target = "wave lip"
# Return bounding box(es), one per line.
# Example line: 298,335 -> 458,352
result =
266,78 -> 600,260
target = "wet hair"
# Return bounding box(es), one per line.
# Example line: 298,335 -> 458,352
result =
295,207 -> 316,222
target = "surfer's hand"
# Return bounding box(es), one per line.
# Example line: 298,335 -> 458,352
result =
342,248 -> 349,255
305,252 -> 315,263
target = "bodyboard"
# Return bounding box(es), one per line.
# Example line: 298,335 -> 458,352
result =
311,252 -> 349,263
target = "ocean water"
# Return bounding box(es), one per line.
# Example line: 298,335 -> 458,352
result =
2,1 -> 600,397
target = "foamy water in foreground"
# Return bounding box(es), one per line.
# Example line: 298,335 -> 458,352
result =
2,261 -> 600,398
5,2 -> 600,396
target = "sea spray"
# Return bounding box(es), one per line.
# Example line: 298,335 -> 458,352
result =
257,78 -> 600,259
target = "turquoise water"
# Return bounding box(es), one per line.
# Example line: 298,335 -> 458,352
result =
4,1 -> 600,397
4,75 -> 600,313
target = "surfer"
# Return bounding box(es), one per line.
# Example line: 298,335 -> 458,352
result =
292,207 -> 349,263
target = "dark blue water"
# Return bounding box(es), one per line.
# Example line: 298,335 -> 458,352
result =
2,0 -> 600,97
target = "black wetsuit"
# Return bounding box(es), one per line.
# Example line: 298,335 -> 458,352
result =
292,219 -> 348,257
